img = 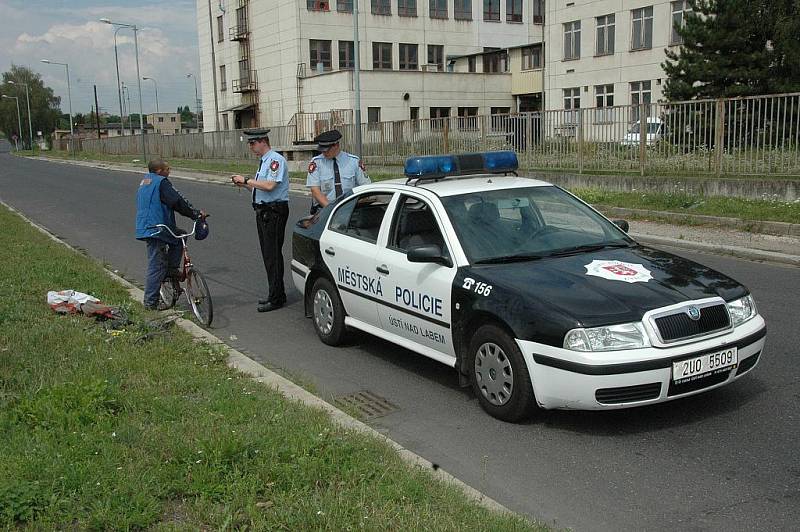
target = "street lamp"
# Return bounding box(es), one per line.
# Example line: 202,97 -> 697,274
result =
186,73 -> 200,127
142,76 -> 159,113
111,25 -> 126,136
100,17 -> 146,163
40,59 -> 74,154
1,95 -> 23,151
7,80 -> 34,150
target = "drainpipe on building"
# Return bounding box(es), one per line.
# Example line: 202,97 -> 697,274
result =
207,0 -> 220,130
353,0 -> 363,157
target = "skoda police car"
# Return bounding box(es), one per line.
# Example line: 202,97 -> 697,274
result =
291,151 -> 766,422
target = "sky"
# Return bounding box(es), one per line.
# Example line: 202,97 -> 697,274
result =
0,0 -> 201,117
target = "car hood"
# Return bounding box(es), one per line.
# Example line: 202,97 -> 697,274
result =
471,245 -> 747,328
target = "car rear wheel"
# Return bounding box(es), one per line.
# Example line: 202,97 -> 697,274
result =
469,324 -> 535,422
311,277 -> 346,346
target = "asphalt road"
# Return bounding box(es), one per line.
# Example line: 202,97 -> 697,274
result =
1,150 -> 798,531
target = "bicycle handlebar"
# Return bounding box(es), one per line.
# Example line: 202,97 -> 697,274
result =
146,215 -> 208,240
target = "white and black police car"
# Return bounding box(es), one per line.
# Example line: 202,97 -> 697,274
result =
291,151 -> 766,422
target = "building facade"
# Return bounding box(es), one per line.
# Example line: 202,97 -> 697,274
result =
147,113 -> 183,135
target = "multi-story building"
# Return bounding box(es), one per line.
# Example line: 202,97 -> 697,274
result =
147,113 -> 183,135
197,0 -> 545,131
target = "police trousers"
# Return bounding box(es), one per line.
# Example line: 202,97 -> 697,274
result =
254,201 -> 289,304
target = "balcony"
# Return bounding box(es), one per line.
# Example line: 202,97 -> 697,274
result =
232,70 -> 258,93
229,24 -> 249,41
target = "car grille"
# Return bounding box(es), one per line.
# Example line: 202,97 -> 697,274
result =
654,304 -> 730,342
595,383 -> 662,405
736,351 -> 761,376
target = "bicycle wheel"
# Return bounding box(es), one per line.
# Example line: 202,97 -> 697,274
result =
159,278 -> 179,309
185,267 -> 213,327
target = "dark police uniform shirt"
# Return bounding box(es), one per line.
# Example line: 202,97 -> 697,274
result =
306,151 -> 370,203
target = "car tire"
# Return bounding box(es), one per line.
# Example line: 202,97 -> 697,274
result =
311,277 -> 346,346
469,324 -> 535,422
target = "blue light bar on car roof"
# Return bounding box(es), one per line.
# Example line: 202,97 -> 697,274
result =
404,151 -> 518,183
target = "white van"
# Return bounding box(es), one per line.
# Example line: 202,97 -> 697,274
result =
621,117 -> 665,146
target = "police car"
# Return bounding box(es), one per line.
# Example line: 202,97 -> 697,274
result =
291,151 -> 767,422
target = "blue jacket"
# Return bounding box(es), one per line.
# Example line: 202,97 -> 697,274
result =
135,173 -> 177,242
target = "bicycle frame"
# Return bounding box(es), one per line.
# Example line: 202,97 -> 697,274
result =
147,220 -> 199,282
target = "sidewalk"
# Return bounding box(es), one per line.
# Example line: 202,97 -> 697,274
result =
29,155 -> 800,267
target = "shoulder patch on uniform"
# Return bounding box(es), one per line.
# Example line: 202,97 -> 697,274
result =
308,161 -> 317,173
270,160 -> 280,172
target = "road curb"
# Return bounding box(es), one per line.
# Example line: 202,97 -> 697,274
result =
632,233 -> 800,267
0,198 -> 515,518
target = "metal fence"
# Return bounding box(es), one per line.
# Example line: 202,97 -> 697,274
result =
75,93 -> 800,177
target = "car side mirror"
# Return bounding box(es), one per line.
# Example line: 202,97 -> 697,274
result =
612,219 -> 630,233
407,245 -> 452,267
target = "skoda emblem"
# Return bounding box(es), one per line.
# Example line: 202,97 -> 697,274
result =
686,306 -> 701,321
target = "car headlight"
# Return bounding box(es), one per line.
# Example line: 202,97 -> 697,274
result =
727,294 -> 757,327
564,322 -> 651,352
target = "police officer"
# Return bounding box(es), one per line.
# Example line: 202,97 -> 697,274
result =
231,128 -> 289,312
306,129 -> 370,213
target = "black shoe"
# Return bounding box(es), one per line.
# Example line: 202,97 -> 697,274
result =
258,299 -> 268,305
257,301 -> 285,312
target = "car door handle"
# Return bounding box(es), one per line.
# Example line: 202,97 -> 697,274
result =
325,247 -> 335,256
376,265 -> 390,275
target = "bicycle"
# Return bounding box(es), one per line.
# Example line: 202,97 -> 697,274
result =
147,219 -> 213,327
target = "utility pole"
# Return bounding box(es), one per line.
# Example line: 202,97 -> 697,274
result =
94,85 -> 101,139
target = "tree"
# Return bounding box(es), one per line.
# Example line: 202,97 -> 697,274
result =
0,65 -> 62,147
663,0 -> 800,101
178,105 -> 193,122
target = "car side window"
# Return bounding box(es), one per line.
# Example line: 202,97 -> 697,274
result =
390,195 -> 448,256
329,193 -> 393,244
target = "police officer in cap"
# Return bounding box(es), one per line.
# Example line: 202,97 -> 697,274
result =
231,128 -> 289,312
306,129 -> 370,213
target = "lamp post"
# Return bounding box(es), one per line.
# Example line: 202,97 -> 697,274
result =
186,73 -> 200,127
7,81 -> 34,150
40,59 -> 74,154
1,95 -> 23,151
142,76 -> 159,113
100,18 -> 146,163
112,25 -> 126,136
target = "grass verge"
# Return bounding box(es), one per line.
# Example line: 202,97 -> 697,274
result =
0,205 -> 541,530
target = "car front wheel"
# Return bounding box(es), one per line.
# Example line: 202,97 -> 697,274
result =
311,277 -> 346,346
469,324 -> 535,422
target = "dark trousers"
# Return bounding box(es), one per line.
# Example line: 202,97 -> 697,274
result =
255,202 -> 289,304
144,238 -> 182,307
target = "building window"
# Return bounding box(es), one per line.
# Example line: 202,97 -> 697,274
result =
595,84 -> 614,123
398,0 -> 417,16
337,0 -> 353,12
373,42 -> 392,69
171,116 -> 177,122
533,0 -> 544,24
310,39 -> 332,72
216,15 -> 224,43
596,14 -> 615,56
483,0 -> 500,21
468,56 -> 476,72
564,20 -> 581,60
427,45 -> 444,71
521,45 -> 541,70
455,0 -> 472,20
368,107 -> 381,130
490,106 -> 510,131
671,1 -> 689,45
563,87 -> 580,123
506,0 -> 522,23
430,0 -> 447,19
482,48 -> 507,72
158,116 -> 164,123
222,114 -> 229,131
339,41 -> 354,69
458,107 -> 479,130
430,107 -> 450,130
630,80 -> 652,122
307,1 -> 330,11
371,0 -> 391,15
219,65 -> 227,91
631,6 -> 654,50
410,107 -> 419,120
399,43 -> 419,70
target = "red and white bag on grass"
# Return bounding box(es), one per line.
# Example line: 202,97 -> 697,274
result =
47,290 -> 101,314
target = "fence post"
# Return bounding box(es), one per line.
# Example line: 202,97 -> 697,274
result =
639,103 -> 648,176
577,109 -> 584,174
443,118 -> 450,153
714,99 -> 725,176
380,123 -> 386,165
525,112 -> 533,168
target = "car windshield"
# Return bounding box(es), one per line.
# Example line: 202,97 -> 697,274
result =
629,122 -> 661,134
441,186 -> 635,264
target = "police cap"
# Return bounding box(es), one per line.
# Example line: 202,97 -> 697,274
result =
314,129 -> 342,151
242,128 -> 271,142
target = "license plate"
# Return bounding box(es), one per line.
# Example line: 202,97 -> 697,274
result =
672,347 -> 738,384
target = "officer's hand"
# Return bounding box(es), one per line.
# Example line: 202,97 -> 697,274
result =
200,210 -> 208,219
231,174 -> 244,186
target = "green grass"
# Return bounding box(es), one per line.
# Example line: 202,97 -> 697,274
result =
573,188 -> 800,225
0,205 -> 542,530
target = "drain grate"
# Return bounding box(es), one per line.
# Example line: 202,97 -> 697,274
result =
333,390 -> 398,420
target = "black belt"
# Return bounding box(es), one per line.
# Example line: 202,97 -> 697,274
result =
253,201 -> 288,210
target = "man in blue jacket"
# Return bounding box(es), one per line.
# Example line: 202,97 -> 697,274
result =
135,159 -> 205,310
